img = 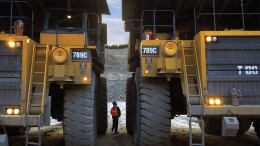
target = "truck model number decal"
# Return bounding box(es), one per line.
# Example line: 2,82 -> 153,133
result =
72,50 -> 90,61
142,46 -> 159,56
237,66 -> 258,75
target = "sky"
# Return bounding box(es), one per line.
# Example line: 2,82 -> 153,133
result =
103,0 -> 129,45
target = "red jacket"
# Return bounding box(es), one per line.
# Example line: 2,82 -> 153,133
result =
111,106 -> 121,117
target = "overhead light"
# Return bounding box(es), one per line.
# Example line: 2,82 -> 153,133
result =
67,15 -> 72,19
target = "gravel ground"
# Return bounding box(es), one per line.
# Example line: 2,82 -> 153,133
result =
102,48 -> 131,102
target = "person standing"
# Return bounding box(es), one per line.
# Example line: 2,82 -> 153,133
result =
111,101 -> 121,134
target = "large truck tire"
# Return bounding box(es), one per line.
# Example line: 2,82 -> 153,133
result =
204,117 -> 251,135
237,118 -> 251,134
97,77 -> 107,135
126,77 -> 134,135
253,120 -> 260,138
134,68 -> 171,146
63,73 -> 97,145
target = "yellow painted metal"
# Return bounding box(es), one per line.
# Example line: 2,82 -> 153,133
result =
194,31 -> 260,103
54,65 -> 66,79
41,31 -> 93,84
26,45 -> 36,114
40,33 -> 84,46
41,45 -> 50,114
0,34 -> 37,114
140,40 -> 182,77
48,46 -> 91,84
190,105 -> 260,116
165,58 -> 181,73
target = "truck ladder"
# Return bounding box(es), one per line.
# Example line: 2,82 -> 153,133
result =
180,40 -> 204,146
189,116 -> 205,146
25,115 -> 42,146
25,45 -> 49,146
27,45 -> 49,115
181,40 -> 202,105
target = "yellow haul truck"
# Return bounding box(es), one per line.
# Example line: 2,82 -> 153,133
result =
123,0 -> 260,145
0,1 -> 109,145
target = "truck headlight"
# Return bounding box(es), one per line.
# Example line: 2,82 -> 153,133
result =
13,109 -> 20,115
205,36 -> 218,43
6,108 -> 13,114
8,41 -> 15,48
208,98 -> 222,105
8,41 -> 22,48
52,47 -> 68,63
163,41 -> 177,56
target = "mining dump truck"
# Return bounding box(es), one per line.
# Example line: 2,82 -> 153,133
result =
0,0 -> 109,145
123,0 -> 260,145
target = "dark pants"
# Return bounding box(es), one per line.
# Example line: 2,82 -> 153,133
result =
112,117 -> 119,133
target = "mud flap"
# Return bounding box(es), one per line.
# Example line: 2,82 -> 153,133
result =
221,117 -> 239,136
0,134 -> 8,146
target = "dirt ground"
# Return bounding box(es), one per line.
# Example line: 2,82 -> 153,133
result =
6,48 -> 260,146
8,115 -> 260,146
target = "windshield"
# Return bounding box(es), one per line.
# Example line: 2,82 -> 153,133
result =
46,11 -> 83,30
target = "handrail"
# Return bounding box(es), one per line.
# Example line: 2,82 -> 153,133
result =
181,42 -> 190,106
141,10 -> 176,40
26,45 -> 36,114
194,0 -> 260,33
0,1 -> 34,38
55,12 -> 101,53
87,13 -> 101,53
193,42 -> 203,105
193,0 -> 201,35
41,45 -> 49,114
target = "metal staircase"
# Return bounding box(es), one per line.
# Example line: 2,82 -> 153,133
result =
181,41 -> 201,105
25,45 -> 49,146
180,40 -> 204,146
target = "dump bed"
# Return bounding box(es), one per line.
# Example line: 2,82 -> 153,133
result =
123,0 -> 260,34
195,31 -> 260,105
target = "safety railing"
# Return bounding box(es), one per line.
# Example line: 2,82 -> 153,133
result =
0,1 -> 34,38
55,11 -> 101,52
194,0 -> 260,34
141,10 -> 176,40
